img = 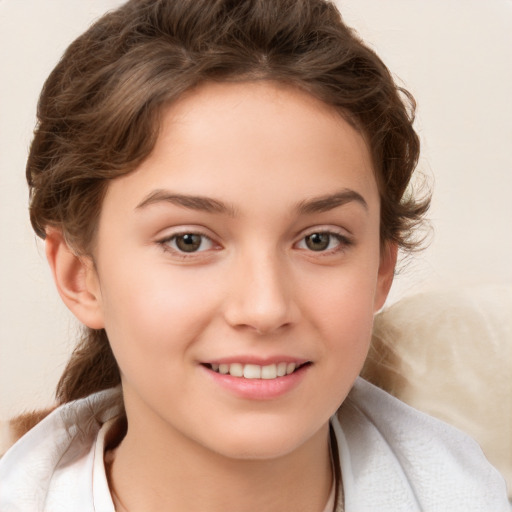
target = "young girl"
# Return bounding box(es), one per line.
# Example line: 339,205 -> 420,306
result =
0,0 -> 508,510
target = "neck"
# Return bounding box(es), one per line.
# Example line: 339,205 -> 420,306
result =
107,414 -> 333,512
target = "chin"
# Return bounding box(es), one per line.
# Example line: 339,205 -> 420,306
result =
201,419 -> 327,462
213,438 -> 301,461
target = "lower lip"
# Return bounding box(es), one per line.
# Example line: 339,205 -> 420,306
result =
201,364 -> 310,400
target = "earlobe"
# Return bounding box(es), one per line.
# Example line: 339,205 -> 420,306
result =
45,229 -> 105,329
374,242 -> 398,312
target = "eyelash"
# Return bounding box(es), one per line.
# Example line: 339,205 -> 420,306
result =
157,231 -> 218,258
295,230 -> 354,255
156,228 -> 353,258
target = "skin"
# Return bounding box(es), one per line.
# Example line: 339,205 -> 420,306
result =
47,81 -> 396,512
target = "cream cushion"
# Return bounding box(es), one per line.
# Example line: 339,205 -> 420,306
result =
363,285 -> 512,498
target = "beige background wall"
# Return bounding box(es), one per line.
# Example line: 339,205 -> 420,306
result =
1,0 -> 511,419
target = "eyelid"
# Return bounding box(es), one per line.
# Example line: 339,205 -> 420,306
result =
297,225 -> 352,241
294,226 -> 354,253
156,226 -> 222,257
155,224 -> 218,242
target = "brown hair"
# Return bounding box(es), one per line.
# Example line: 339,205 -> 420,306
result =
26,0 -> 429,406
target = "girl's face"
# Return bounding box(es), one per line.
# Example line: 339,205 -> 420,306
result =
85,81 -> 395,459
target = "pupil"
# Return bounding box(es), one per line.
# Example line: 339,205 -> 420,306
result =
306,233 -> 329,251
176,234 -> 201,252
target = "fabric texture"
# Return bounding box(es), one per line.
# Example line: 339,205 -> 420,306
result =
362,284 -> 512,497
0,379 -> 508,511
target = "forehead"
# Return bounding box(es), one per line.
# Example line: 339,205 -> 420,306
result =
102,80 -> 379,217
165,80 -> 368,156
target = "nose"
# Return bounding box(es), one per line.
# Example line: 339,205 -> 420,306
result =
223,251 -> 298,335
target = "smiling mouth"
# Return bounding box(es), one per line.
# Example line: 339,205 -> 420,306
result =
202,362 -> 311,380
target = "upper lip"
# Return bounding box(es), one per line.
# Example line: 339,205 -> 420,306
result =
201,356 -> 311,366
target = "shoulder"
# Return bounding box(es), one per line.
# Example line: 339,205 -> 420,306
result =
333,378 -> 509,511
0,387 -> 122,512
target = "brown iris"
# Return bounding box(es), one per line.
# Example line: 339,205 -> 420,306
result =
175,234 -> 203,252
304,233 -> 331,251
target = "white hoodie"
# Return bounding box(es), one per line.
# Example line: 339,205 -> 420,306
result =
0,378 -> 509,511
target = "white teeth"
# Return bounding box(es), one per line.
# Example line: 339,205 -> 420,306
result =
243,364 -> 261,379
210,362 -> 302,379
276,362 -> 287,377
230,363 -> 244,377
286,362 -> 296,374
261,364 -> 277,379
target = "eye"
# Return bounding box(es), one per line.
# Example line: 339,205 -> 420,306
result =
296,231 -> 350,252
162,233 -> 215,253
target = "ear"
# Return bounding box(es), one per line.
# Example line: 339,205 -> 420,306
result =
374,241 -> 398,312
45,229 -> 105,329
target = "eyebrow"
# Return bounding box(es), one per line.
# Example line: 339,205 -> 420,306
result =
135,188 -> 367,216
296,189 -> 368,214
136,190 -> 236,216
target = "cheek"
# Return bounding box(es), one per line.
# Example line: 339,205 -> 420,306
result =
319,288 -> 375,364
97,259 -> 220,362
304,260 -> 379,361
290,268 -> 377,420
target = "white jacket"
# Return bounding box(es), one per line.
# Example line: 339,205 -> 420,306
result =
0,378 -> 509,511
